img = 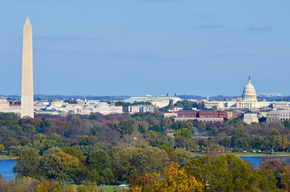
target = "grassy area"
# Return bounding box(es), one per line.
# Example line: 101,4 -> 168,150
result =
0,155 -> 18,159
95,185 -> 128,192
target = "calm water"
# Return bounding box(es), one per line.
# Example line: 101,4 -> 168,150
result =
0,157 -> 289,180
0,160 -> 16,180
240,156 -> 290,169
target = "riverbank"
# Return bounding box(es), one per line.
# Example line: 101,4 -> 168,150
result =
0,156 -> 18,160
192,152 -> 290,157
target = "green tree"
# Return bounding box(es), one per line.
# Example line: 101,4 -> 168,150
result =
231,128 -> 250,149
23,124 -> 35,133
47,133 -> 63,146
0,144 -> 5,151
170,122 -> 179,130
144,130 -> 157,139
87,150 -> 111,176
13,148 -> 41,178
249,169 -> 277,192
174,128 -> 192,138
163,118 -> 172,128
111,146 -> 169,181
117,120 -> 134,134
267,129 -> 282,154
62,146 -> 83,159
103,168 -> 115,185
72,164 -> 93,184
88,114 -> 98,120
185,154 -> 252,191
160,145 -> 178,162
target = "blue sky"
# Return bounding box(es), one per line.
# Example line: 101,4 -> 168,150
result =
0,0 -> 290,96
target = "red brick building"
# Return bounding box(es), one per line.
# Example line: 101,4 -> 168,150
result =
172,110 -> 237,123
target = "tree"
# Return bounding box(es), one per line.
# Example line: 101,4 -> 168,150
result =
260,159 -> 283,173
280,165 -> 290,189
282,135 -> 290,152
13,148 -> 41,178
62,146 -> 83,159
47,133 -> 63,146
103,168 -> 115,185
171,122 -> 179,130
144,130 -> 157,139
117,120 -> 134,134
111,146 -> 169,181
72,164 -> 93,184
0,144 -> 5,151
267,129 -> 282,154
160,145 -> 178,162
174,128 -> 192,139
39,147 -> 79,181
23,124 -> 35,133
175,148 -> 191,163
36,181 -> 63,192
163,118 -> 172,128
129,162 -> 204,192
231,128 -> 250,149
249,169 -> 277,192
222,136 -> 231,147
185,154 -> 252,191
88,114 -> 98,120
87,150 -> 111,176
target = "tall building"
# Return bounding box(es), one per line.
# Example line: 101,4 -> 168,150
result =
21,17 -> 34,118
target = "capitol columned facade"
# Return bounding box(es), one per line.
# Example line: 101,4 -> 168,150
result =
204,77 -> 290,110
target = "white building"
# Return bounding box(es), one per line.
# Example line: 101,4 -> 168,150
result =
267,110 -> 290,123
204,77 -> 289,110
243,111 -> 259,124
123,95 -> 182,108
127,105 -> 154,114
91,102 -> 123,115
35,99 -> 123,116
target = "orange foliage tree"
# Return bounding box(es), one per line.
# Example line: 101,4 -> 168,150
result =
129,162 -> 204,192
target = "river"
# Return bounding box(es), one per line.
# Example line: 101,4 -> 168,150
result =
0,160 -> 16,180
0,156 -> 289,180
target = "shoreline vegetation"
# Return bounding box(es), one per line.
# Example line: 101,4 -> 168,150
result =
0,156 -> 18,159
192,152 -> 290,157
1,151 -> 290,160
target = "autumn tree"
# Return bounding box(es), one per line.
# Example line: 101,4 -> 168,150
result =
39,147 -> 79,181
129,162 -> 204,192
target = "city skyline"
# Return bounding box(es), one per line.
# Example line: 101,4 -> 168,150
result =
0,1 -> 290,96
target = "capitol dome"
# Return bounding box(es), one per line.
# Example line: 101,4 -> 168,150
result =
242,77 -> 257,101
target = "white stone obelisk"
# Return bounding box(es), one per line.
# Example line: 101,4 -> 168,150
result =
21,17 -> 34,118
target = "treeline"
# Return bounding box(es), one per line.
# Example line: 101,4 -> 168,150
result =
1,111 -> 290,190
2,152 -> 290,191
130,154 -> 290,191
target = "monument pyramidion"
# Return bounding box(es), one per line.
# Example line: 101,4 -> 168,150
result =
21,17 -> 34,118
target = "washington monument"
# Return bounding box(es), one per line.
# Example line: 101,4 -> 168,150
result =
21,17 -> 34,118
